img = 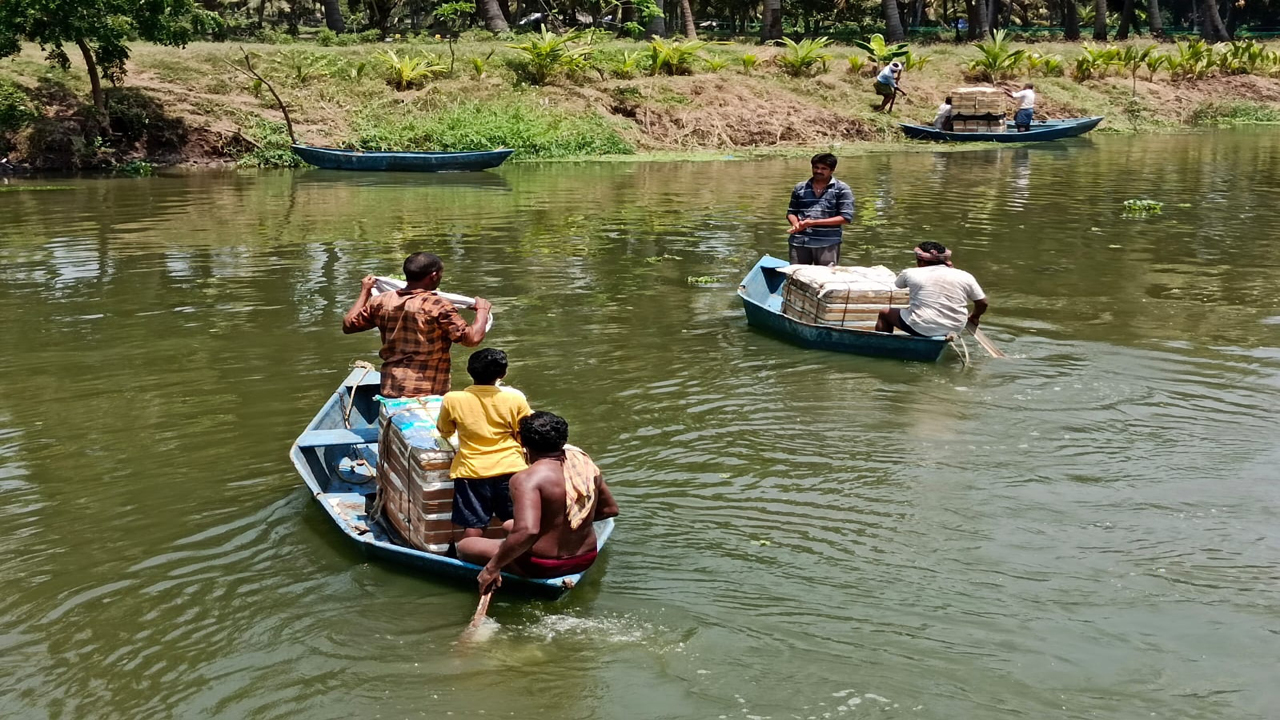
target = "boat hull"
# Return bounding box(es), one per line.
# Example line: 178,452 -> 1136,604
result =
289,367 -> 611,598
738,255 -> 949,362
899,116 -> 1104,143
291,145 -> 515,172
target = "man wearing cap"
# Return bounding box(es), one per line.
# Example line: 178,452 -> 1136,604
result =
786,153 -> 855,267
874,61 -> 907,113
875,241 -> 988,337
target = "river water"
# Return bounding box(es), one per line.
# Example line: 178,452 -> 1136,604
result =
2,130 -> 1279,720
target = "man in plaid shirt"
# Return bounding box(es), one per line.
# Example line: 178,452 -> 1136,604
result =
343,252 -> 491,398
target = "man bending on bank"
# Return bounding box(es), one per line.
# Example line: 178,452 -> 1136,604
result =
876,241 -> 988,337
342,252 -> 491,398
786,153 -> 855,267
459,412 -> 619,586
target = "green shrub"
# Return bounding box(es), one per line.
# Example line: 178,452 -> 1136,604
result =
776,37 -> 833,78
272,48 -> 340,84
851,33 -> 909,65
374,49 -> 447,90
118,159 -> 155,176
1188,101 -> 1280,125
505,26 -> 594,85
846,55 -> 867,75
316,29 -> 339,47
1072,43 -> 1120,81
705,56 -> 732,73
351,98 -> 633,158
1167,39 -> 1215,80
237,118 -> 304,168
901,50 -> 931,71
0,80 -> 37,134
969,29 -> 1025,82
649,37 -> 708,76
741,53 -> 759,74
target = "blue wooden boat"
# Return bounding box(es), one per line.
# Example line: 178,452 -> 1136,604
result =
291,144 -> 515,172
289,366 -> 614,598
899,116 -> 1104,143
738,255 -> 951,362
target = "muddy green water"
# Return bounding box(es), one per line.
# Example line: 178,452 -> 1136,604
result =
2,130 -> 1280,720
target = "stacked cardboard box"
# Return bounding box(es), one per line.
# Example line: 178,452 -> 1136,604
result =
377,396 -> 502,554
950,87 -> 1006,133
781,265 -> 910,328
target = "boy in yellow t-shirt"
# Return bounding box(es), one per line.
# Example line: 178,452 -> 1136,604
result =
436,348 -> 531,541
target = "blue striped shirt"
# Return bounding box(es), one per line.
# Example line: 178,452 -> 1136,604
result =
787,178 -> 855,248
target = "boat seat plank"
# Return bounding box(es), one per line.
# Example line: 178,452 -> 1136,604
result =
296,427 -> 379,448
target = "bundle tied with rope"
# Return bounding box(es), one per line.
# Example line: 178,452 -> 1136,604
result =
779,264 -> 911,328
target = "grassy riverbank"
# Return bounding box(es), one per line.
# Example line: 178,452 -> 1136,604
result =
1,35 -> 1279,170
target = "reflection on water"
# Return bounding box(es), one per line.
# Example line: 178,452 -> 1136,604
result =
1,130 -> 1280,720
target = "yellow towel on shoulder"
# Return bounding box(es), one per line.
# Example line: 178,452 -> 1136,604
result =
562,445 -> 598,530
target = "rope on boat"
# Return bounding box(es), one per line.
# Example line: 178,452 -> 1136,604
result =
343,360 -> 376,429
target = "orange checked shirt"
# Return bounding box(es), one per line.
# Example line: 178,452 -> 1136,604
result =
346,289 -> 470,398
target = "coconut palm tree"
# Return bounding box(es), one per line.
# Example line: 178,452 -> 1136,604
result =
882,0 -> 907,42
761,0 -> 782,41
1146,0 -> 1164,38
1093,0 -> 1107,39
477,0 -> 509,31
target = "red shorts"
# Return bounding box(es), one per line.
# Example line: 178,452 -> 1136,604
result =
513,550 -> 598,578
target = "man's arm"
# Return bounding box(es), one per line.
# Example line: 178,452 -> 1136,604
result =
968,298 -> 989,327
342,275 -> 379,334
593,474 -> 619,521
786,187 -> 804,235
457,298 -> 492,347
475,472 -> 543,593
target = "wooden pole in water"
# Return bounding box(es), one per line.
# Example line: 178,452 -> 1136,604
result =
469,591 -> 493,629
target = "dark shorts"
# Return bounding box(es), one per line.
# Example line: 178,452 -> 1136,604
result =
789,243 -> 841,267
887,308 -> 926,337
874,81 -> 895,97
451,474 -> 515,528
1015,108 -> 1034,127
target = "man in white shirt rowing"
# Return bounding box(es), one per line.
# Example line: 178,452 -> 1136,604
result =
875,241 -> 988,337
1006,83 -> 1036,132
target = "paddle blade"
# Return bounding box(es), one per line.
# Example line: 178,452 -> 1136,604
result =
469,591 -> 493,629
966,323 -> 1007,358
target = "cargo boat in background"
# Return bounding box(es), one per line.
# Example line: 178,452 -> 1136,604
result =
738,255 -> 951,362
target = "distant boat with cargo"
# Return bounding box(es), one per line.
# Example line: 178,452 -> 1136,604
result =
899,116 -> 1105,143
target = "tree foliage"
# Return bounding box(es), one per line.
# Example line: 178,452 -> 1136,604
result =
0,0 -> 220,127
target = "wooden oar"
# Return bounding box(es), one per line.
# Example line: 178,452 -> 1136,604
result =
468,590 -> 493,629
966,322 -> 1007,359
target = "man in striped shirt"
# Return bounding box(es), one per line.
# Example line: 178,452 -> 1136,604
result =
786,153 -> 855,267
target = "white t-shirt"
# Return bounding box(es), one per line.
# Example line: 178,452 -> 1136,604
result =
1012,89 -> 1035,110
894,265 -> 986,337
933,103 -> 952,129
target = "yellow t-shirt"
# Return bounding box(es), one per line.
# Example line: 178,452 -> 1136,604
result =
436,384 -> 531,480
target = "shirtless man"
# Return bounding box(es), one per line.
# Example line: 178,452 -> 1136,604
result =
457,411 -> 619,592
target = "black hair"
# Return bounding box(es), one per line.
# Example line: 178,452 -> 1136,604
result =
403,252 -> 443,282
811,153 -> 838,170
467,348 -> 508,384
519,411 -> 568,455
1024,82 -> 1035,89
944,96 -> 952,104
917,240 -> 949,264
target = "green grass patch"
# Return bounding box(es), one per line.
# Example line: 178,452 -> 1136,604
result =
1188,100 -> 1280,125
350,98 -> 633,159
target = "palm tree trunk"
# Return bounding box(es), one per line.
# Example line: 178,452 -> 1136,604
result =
478,0 -> 510,31
761,0 -> 782,41
1146,0 -> 1164,37
320,0 -> 346,32
646,0 -> 666,36
966,0 -> 986,39
1092,0 -> 1107,39
1063,0 -> 1079,39
679,0 -> 697,37
1199,0 -> 1229,41
1116,0 -> 1133,39
882,0 -> 906,42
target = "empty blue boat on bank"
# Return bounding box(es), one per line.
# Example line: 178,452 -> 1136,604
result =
738,255 -> 951,362
899,116 -> 1104,143
291,144 -> 515,172
289,366 -> 614,598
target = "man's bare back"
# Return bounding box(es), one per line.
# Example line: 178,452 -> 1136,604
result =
456,411 -> 619,592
